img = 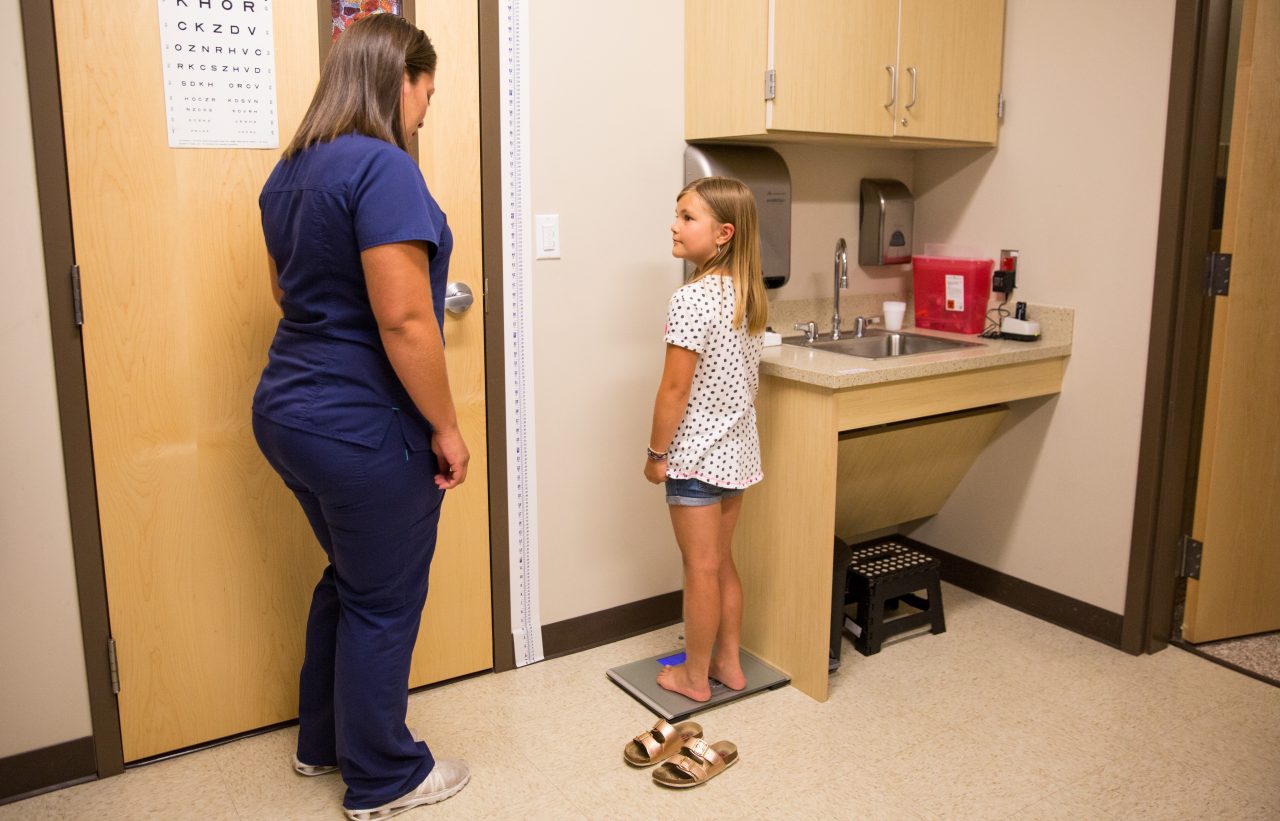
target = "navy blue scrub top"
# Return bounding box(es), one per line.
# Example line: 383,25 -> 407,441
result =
253,133 -> 452,452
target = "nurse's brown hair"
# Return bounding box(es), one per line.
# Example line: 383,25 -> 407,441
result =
283,13 -> 435,158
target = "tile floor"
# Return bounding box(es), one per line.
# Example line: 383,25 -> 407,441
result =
4,584 -> 1278,820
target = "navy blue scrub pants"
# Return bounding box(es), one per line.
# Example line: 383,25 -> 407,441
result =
253,413 -> 443,810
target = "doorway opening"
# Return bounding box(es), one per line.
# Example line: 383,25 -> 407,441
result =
1125,0 -> 1280,689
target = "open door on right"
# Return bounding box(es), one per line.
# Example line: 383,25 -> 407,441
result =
1182,0 -> 1280,643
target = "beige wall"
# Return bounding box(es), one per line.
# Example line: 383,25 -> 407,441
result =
1,4 -> 94,757
769,143 -> 914,302
529,1 -> 1173,623
529,2 -> 688,624
904,0 -> 1177,612
525,7 -> 918,625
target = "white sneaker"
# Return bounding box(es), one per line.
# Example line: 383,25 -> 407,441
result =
293,755 -> 338,777
344,759 -> 471,820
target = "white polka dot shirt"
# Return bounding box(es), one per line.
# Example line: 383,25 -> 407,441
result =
663,274 -> 764,489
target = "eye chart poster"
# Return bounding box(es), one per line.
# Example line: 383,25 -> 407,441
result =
157,0 -> 279,148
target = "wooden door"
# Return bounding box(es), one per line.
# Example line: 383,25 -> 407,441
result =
1183,0 -> 1280,643
896,0 -> 1004,143
54,0 -> 491,761
770,0 -> 898,137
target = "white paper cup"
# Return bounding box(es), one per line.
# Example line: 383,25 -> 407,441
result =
883,300 -> 906,331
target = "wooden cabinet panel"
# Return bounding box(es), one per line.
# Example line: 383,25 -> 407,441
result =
834,405 -> 1008,538
896,0 -> 1005,142
685,0 -> 770,139
685,0 -> 1005,146
771,0 -> 898,137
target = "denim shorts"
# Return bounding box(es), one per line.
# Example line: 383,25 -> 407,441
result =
665,477 -> 745,507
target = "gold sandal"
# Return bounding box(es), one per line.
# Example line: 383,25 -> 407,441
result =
623,719 -> 704,767
652,738 -> 738,788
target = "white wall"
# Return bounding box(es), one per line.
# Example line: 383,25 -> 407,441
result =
0,2 -> 94,757
904,0 -> 1177,612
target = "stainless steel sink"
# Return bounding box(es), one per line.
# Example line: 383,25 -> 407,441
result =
782,329 -> 984,359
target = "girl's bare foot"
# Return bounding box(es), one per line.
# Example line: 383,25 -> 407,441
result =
656,664 -> 712,702
708,656 -> 746,690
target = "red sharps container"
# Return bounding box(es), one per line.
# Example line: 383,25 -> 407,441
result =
911,256 -> 994,334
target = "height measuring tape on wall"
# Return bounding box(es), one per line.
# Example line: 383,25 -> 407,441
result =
499,0 -> 545,667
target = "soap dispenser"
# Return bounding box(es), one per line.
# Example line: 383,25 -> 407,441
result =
859,179 -> 914,266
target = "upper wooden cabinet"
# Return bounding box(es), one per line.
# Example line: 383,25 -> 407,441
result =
685,0 -> 1006,146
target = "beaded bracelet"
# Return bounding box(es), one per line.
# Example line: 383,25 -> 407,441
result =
646,446 -> 668,462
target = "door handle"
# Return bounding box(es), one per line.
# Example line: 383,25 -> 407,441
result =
906,66 -> 918,110
884,65 -> 896,109
444,282 -> 474,315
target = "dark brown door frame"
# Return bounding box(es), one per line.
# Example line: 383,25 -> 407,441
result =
1122,0 -> 1232,655
19,0 -> 125,778
479,0 -> 516,673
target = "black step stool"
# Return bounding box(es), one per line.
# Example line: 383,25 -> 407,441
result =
831,537 -> 946,659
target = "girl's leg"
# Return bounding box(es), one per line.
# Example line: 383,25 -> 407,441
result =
709,493 -> 747,689
657,502 -> 723,702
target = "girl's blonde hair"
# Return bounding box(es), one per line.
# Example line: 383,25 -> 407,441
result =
679,176 -> 768,335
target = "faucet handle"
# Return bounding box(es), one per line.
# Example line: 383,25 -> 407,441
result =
793,321 -> 818,343
853,315 -> 881,337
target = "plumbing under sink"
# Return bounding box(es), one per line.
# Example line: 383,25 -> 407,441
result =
782,329 -> 984,360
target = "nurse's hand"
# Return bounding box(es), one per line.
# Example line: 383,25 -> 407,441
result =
432,425 -> 469,490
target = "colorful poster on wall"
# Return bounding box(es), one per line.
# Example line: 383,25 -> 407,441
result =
157,0 -> 279,149
330,1 -> 402,43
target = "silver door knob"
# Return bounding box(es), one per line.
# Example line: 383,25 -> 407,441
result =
444,282 -> 474,315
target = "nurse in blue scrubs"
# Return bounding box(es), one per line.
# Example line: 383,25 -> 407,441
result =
251,14 -> 470,820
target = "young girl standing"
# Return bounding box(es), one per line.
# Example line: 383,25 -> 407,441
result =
644,176 -> 768,702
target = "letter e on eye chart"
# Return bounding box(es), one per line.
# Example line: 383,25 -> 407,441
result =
156,0 -> 280,148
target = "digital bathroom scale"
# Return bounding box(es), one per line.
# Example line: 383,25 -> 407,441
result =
606,649 -> 790,721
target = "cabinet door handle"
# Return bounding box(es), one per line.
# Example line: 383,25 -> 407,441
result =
906,66 -> 919,110
884,65 -> 896,109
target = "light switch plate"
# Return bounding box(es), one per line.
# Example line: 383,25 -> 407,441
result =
535,214 -> 560,259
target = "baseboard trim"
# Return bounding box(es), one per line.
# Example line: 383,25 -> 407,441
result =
890,534 -> 1125,648
542,590 -> 682,659
0,736 -> 96,805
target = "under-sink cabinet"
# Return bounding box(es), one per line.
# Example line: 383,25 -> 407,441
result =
733,355 -> 1065,703
685,0 -> 1007,145
835,405 -> 1008,538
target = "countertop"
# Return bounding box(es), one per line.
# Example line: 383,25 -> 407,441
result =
761,304 -> 1074,390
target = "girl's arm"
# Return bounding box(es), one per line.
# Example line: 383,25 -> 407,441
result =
363,240 -> 469,490
644,343 -> 698,484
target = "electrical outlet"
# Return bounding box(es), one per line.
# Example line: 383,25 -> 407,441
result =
992,268 -> 1016,295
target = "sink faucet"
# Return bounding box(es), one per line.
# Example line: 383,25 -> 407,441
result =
831,238 -> 848,340
793,321 -> 818,343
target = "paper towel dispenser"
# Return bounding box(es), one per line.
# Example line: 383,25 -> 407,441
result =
684,144 -> 791,288
859,179 -> 914,266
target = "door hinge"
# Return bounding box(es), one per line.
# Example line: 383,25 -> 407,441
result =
71,264 -> 84,326
764,69 -> 776,101
1207,251 -> 1231,296
107,637 -> 121,694
997,93 -> 1005,120
1178,535 -> 1203,579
